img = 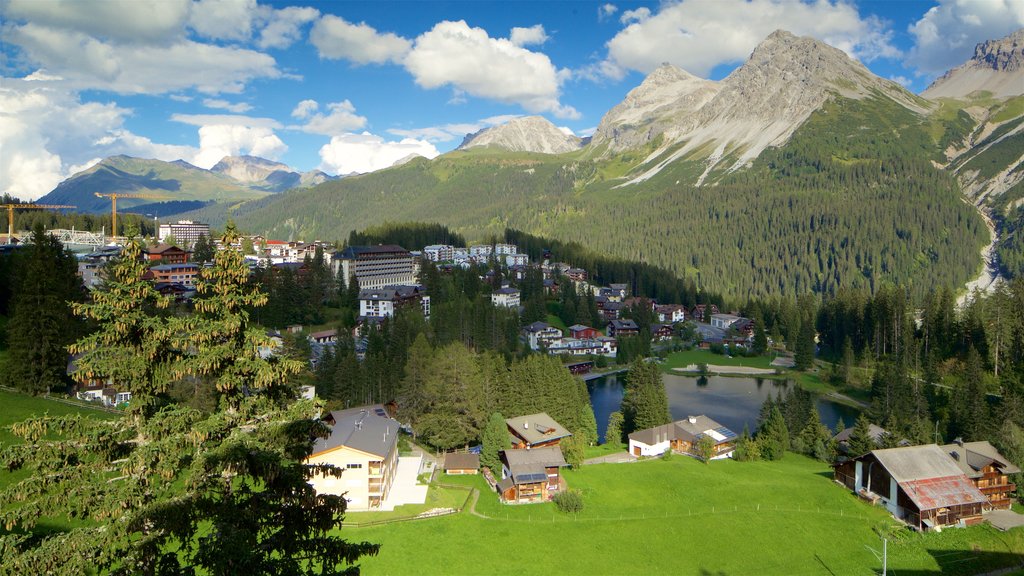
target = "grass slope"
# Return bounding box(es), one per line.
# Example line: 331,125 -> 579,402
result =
352,456 -> 1024,575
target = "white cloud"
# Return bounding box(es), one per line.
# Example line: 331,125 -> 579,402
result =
620,7 -> 651,24
598,4 -> 618,21
188,0 -> 257,42
291,99 -> 319,119
203,98 -> 253,113
386,114 -> 521,143
171,114 -> 281,128
309,14 -> 411,64
257,5 -> 319,49
192,124 -> 287,169
889,75 -> 912,87
404,20 -> 579,119
510,24 -> 548,47
907,0 -> 1024,77
318,132 -> 439,175
295,100 -> 367,135
169,94 -> 193,102
3,0 -> 190,43
599,0 -> 900,79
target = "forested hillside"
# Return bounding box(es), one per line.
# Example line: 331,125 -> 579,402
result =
226,94 -> 986,300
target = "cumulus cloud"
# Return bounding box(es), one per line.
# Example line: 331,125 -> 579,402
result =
387,114 -> 521,143
3,0 -> 191,43
294,100 -> 367,135
907,0 -> 1024,77
203,98 -> 253,113
404,20 -> 579,118
188,0 -> 257,42
510,24 -> 548,47
171,113 -> 281,128
318,132 -> 439,175
257,5 -> 319,49
192,124 -> 287,169
310,14 -> 412,64
598,0 -> 900,79
598,4 -> 618,21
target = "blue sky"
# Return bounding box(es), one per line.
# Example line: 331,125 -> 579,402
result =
2,0 -> 1023,199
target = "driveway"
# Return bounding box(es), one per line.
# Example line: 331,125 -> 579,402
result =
584,451 -> 638,465
987,509 -> 1024,531
379,456 -> 428,511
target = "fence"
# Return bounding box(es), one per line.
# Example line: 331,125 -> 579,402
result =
344,482 -> 477,528
0,386 -> 121,414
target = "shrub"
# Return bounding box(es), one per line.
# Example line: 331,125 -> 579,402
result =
553,489 -> 584,514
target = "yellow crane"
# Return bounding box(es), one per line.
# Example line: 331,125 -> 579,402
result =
2,203 -> 76,244
93,192 -> 169,239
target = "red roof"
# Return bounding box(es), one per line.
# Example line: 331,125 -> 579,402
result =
901,475 -> 987,512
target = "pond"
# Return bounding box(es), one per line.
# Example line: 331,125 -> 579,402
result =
587,372 -> 861,443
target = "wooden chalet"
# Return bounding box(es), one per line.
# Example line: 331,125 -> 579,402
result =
506,413 -> 572,449
443,452 -> 480,475
568,324 -> 600,340
628,415 -> 737,460
497,446 -> 568,503
833,445 -> 988,531
565,361 -> 593,375
942,440 -> 1021,510
144,243 -> 190,264
651,323 -> 675,341
607,318 -> 639,338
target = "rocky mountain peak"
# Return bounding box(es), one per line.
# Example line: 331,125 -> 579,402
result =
923,29 -> 1024,99
211,155 -> 292,184
458,116 -> 582,154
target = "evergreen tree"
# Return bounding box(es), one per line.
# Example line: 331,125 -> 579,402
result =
605,411 -> 624,446
191,233 -> 216,263
5,225 -> 83,394
794,302 -> 817,370
480,412 -> 508,472
847,414 -> 877,457
621,359 -> 671,433
798,406 -> 833,460
562,435 -> 586,469
758,405 -> 789,461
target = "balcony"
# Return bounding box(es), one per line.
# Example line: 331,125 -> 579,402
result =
979,483 -> 1015,496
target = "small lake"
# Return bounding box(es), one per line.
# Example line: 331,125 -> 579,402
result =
588,373 -> 860,443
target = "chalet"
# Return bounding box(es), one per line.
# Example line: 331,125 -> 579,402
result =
691,304 -> 720,322
309,329 -> 338,345
565,361 -> 593,375
306,405 -> 399,510
569,324 -> 600,340
548,338 -> 606,356
491,286 -> 521,308
598,336 -> 618,356
710,313 -> 743,330
655,304 -> 687,324
651,323 -> 675,341
443,452 -> 480,475
146,263 -> 200,286
144,243 -> 190,264
623,297 -> 656,311
628,415 -> 738,461
566,268 -> 588,282
833,445 -> 988,531
607,318 -> 639,339
523,321 -> 563,351
359,284 -> 430,319
497,446 -> 568,504
507,413 -> 572,449
601,301 -> 625,320
942,440 -> 1021,511
833,423 -> 890,456
543,278 -> 559,295
607,283 -> 629,300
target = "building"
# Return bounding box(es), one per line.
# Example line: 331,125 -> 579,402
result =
655,304 -> 687,324
359,285 -> 430,319
146,263 -> 200,286
547,338 -> 607,357
607,318 -> 639,338
710,313 -> 744,330
494,243 -> 518,256
491,286 -> 521,308
832,444 -> 988,531
309,329 -> 338,345
942,440 -> 1021,510
422,244 -> 454,262
628,415 -> 738,460
507,413 -> 572,449
443,453 -> 480,475
497,446 -> 568,503
158,220 -> 210,247
144,243 -> 190,264
566,268 -> 588,282
569,324 -> 600,340
651,323 -> 675,341
692,304 -> 720,322
334,245 -> 416,290
522,321 -> 563,350
832,423 -> 891,456
505,253 -> 529,267
306,405 -> 400,510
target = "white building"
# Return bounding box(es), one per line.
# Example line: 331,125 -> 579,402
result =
422,245 -> 454,262
710,313 -> 743,329
469,244 -> 493,258
491,286 -> 521,308
494,243 -> 517,256
523,321 -> 563,350
158,220 -> 210,247
334,245 -> 417,290
359,285 -> 430,319
505,253 -> 529,267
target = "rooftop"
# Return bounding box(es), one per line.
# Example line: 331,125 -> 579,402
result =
506,413 -> 572,446
941,440 -> 1022,477
502,446 -> 567,484
311,405 -> 398,458
871,444 -> 970,483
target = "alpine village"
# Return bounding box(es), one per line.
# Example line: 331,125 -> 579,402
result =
3,4 -> 1024,575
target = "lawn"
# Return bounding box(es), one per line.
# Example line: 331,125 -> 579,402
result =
349,455 -> 1024,575
344,481 -> 472,525
662,348 -> 779,371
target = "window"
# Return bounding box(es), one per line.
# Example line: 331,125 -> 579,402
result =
346,463 -> 363,469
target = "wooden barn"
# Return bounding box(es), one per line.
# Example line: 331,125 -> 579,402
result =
443,452 -> 480,475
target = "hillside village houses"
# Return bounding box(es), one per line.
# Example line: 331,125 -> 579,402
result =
628,415 -> 739,460
496,413 -> 572,503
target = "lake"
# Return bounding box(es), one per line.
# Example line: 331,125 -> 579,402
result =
587,372 -> 861,443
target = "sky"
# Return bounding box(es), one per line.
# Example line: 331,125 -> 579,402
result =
2,0 -> 1023,200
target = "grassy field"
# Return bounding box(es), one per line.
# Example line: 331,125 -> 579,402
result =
344,481 -> 472,524
349,455 -> 1024,575
662,348 -> 779,371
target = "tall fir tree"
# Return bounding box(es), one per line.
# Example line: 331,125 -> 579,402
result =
621,359 -> 671,433
480,412 -> 507,472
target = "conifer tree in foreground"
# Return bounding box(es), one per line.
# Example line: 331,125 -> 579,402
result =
0,225 -> 379,575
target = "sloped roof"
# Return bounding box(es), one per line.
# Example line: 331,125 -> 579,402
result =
311,405 -> 398,458
871,445 -> 969,483
502,446 -> 567,484
942,441 -> 1022,477
901,475 -> 987,513
444,452 -> 480,471
833,423 -> 888,444
506,413 -> 572,446
628,415 -> 737,446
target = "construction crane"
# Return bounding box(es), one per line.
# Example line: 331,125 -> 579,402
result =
3,203 -> 76,244
93,192 -> 169,239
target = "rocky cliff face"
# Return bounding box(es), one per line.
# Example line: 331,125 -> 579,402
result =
458,116 -> 582,154
210,155 -> 294,184
923,29 -> 1024,99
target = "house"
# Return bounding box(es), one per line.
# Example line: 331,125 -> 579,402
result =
569,324 -> 600,340
359,285 -> 430,319
497,446 -> 568,503
144,243 -> 190,264
547,338 -> 606,356
523,321 -> 563,350
832,444 -> 988,531
491,286 -> 521,308
565,361 -> 593,375
710,313 -> 743,330
623,297 -> 656,311
146,263 -> 200,286
422,244 -> 454,262
651,323 -> 675,341
655,304 -> 687,323
691,304 -> 720,322
601,301 -> 625,320
627,415 -> 738,460
606,283 -> 629,300
76,384 -> 132,407
306,405 -> 400,510
309,329 -> 338,345
566,268 -> 588,282
598,336 -> 618,356
443,452 -> 480,475
832,423 -> 890,456
507,413 -> 572,449
607,318 -> 639,339
942,440 -> 1021,510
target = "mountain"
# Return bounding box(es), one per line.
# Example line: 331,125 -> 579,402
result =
210,155 -> 338,192
458,116 -> 582,154
152,30 -> 1006,300
38,155 -> 268,213
923,29 -> 1024,99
